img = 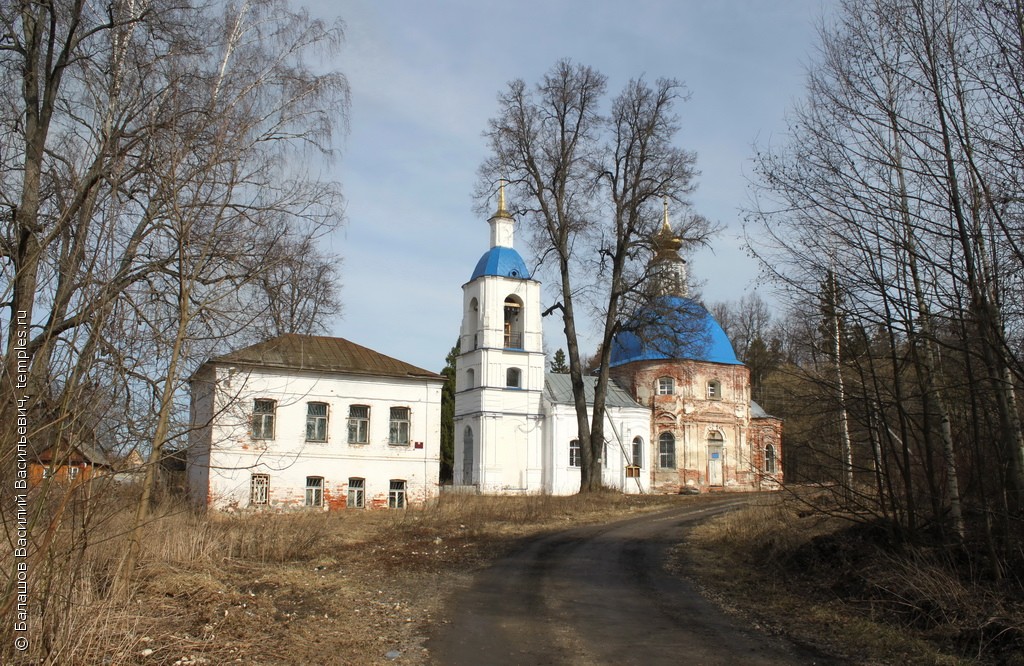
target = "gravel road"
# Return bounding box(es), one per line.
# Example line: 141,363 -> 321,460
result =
430,496 -> 841,665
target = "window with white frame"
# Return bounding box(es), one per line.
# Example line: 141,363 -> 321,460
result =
466,368 -> 474,389
348,405 -> 369,444
707,380 -> 721,400
506,367 -> 521,388
659,432 -> 676,468
68,466 -> 80,480
305,476 -> 324,507
765,443 -> 777,474
250,474 -> 270,506
569,439 -> 581,467
632,436 -> 644,467
41,466 -> 53,479
252,399 -> 276,439
389,407 -> 411,445
657,377 -> 675,395
348,478 -> 365,508
389,480 -> 406,508
306,402 -> 328,442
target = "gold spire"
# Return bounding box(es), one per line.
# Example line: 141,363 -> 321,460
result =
654,198 -> 682,255
493,179 -> 511,218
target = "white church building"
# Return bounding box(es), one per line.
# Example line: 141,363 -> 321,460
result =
187,191 -> 782,509
454,192 -> 782,495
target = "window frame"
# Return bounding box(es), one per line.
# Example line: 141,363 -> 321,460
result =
707,380 -> 722,400
250,473 -> 270,506
506,367 -> 521,388
389,406 -> 411,446
306,402 -> 329,442
658,432 -> 676,469
569,439 -> 581,468
503,296 -> 524,349
462,425 -> 475,484
656,377 -> 675,395
252,399 -> 276,440
347,478 -> 365,509
632,436 -> 644,468
388,479 -> 407,509
347,404 -> 370,445
67,466 -> 80,480
305,476 -> 324,507
765,443 -> 777,474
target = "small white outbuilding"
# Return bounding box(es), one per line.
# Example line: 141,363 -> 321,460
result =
188,334 -> 444,511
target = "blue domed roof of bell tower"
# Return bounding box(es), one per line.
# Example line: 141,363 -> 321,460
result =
470,246 -> 531,281
610,295 -> 741,367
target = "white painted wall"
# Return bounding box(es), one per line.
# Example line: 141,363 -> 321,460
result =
543,403 -> 651,495
455,253 -> 547,493
188,364 -> 443,510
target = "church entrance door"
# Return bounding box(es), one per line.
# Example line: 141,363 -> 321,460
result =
707,445 -> 723,486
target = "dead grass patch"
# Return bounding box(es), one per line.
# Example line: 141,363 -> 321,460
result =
3,490 -> 682,665
682,493 -> 1024,665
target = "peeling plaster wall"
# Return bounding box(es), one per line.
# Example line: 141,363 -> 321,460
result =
612,358 -> 778,493
748,416 -> 784,489
190,364 -> 443,511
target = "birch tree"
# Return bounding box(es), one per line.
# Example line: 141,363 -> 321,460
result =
0,0 -> 348,650
748,0 -> 1024,550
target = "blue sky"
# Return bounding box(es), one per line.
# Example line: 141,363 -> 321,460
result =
307,1 -> 832,373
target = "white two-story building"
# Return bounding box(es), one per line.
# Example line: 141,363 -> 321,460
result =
188,334 -> 444,510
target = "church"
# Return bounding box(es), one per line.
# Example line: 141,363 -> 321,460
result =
453,192 -> 782,495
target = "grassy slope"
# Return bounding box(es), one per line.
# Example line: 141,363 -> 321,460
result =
683,495 -> 1024,666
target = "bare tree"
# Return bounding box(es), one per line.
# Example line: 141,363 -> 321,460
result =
746,0 -> 1024,552
480,60 -> 712,491
0,0 -> 347,655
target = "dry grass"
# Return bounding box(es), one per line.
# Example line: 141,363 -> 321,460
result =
24,487 -> 1021,665
683,493 -> 1024,665
1,488 -> 681,665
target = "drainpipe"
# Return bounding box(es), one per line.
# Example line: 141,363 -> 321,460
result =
604,413 -> 644,494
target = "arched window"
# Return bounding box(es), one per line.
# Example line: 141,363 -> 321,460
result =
657,377 -> 675,395
465,368 -> 474,389
658,432 -> 676,468
707,379 -> 722,400
569,439 -> 581,467
632,436 -> 644,467
468,297 -> 480,349
506,367 -> 521,388
765,443 -> 777,474
462,426 -> 474,483
503,296 -> 524,349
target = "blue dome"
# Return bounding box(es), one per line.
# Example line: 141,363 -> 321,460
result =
470,246 -> 531,280
610,296 -> 742,367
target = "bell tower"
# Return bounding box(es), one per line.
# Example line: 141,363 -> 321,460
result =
453,183 -> 545,492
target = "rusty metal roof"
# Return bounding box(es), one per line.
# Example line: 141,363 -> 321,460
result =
209,334 -> 443,381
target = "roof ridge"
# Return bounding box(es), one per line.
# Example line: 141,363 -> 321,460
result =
207,334 -> 443,381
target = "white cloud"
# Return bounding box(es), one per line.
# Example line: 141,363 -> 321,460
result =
302,0 -> 831,370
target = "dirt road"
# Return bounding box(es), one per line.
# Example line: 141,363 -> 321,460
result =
429,496 -> 839,665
